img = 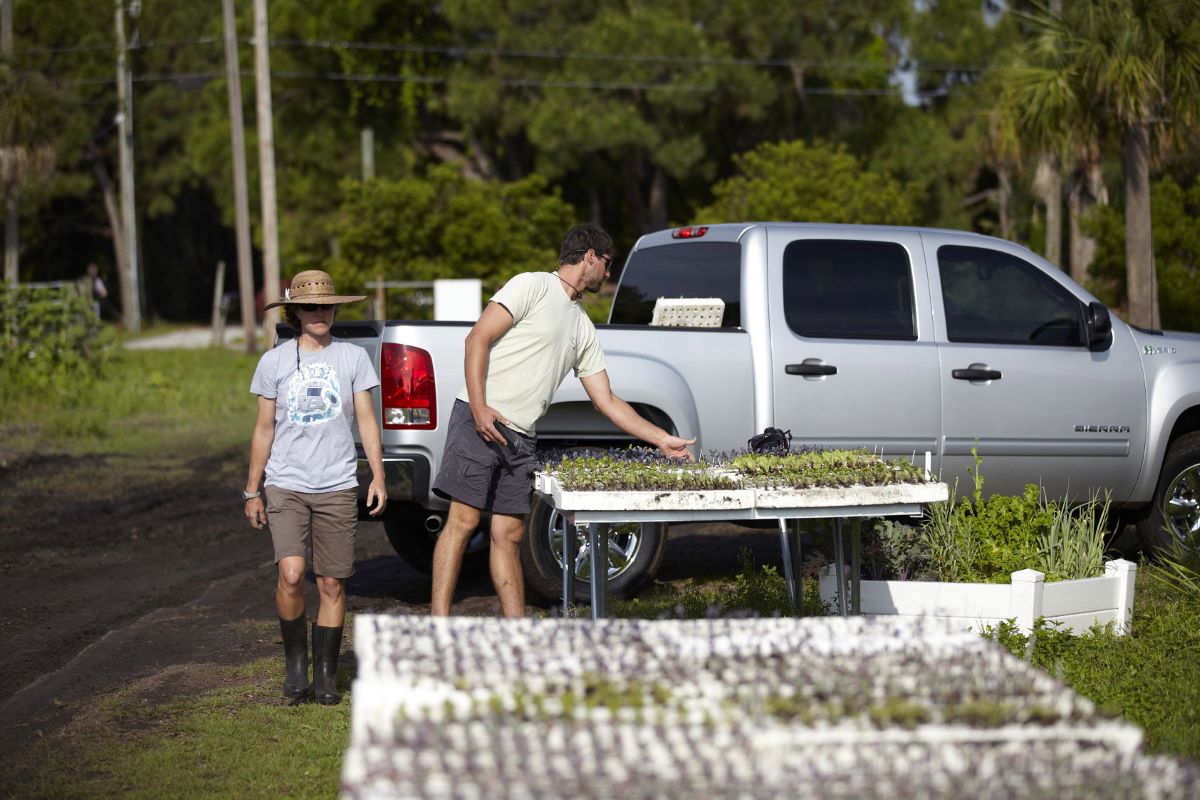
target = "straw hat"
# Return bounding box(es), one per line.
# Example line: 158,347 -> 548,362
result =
264,270 -> 367,310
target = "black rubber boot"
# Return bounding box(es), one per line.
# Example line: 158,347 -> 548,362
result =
312,623 -> 343,705
279,614 -> 312,704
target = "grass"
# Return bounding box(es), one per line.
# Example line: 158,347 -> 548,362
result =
17,656 -> 349,799
0,347 -> 260,462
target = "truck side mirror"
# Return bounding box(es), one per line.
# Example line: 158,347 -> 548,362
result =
1087,301 -> 1112,351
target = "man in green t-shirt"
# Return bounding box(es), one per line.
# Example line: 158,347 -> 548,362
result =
431,223 -> 695,617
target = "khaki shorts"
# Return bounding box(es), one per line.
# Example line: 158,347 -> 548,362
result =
265,486 -> 358,579
432,399 -> 537,515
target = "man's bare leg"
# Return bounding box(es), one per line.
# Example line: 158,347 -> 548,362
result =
431,500 -> 481,616
489,512 -> 528,618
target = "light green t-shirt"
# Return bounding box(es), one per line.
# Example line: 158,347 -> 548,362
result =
457,271 -> 606,435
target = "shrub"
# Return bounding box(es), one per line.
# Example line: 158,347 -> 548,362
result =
0,282 -> 119,399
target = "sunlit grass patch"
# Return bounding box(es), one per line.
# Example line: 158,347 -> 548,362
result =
21,658 -> 351,800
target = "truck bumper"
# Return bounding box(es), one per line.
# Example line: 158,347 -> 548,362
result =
355,447 -> 431,507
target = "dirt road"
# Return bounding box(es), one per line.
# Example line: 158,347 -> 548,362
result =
0,445 -> 777,783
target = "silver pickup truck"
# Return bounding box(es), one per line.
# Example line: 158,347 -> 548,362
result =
334,222 -> 1200,601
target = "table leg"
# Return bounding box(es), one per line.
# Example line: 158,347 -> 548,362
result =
833,519 -> 847,617
850,518 -> 862,614
778,519 -> 804,615
588,523 -> 608,620
563,520 -> 580,617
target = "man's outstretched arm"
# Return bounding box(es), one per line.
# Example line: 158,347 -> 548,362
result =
580,370 -> 695,460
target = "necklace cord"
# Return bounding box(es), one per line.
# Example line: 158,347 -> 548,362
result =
554,270 -> 581,299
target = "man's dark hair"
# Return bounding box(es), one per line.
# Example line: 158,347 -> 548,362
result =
559,223 -> 614,265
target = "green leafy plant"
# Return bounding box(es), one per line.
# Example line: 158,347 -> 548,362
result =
917,450 -> 1096,583
0,283 -> 119,397
1145,532 -> 1200,599
730,448 -> 929,489
1038,492 -> 1110,581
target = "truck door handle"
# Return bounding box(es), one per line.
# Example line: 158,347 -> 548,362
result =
786,363 -> 837,376
952,367 -> 1002,381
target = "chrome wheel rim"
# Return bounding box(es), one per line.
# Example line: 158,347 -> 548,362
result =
1163,463 -> 1200,544
546,509 -> 643,583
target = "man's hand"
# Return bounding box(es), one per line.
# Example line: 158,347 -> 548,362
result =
245,497 -> 267,529
366,477 -> 388,517
658,434 -> 697,461
471,404 -> 511,446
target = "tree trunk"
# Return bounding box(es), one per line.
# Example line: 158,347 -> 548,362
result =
1067,156 -> 1107,287
4,178 -> 17,284
1032,154 -> 1062,267
89,146 -> 129,318
647,167 -> 668,232
623,154 -> 648,233
997,165 -> 1013,240
1124,123 -> 1157,328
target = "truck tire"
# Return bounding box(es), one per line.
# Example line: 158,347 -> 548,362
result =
1138,432 -> 1200,554
519,495 -> 667,603
382,503 -> 489,576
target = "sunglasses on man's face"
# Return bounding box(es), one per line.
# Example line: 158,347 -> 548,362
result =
297,303 -> 331,312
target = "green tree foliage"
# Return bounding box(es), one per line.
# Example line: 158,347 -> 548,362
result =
1002,0 -> 1200,328
695,139 -> 917,225
1084,173 -> 1200,331
327,165 -> 574,317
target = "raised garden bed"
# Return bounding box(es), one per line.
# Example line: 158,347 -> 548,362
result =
819,559 -> 1138,635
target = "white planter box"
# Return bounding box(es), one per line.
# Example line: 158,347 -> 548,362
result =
819,559 -> 1137,636
534,472 -> 946,513
755,482 -> 948,508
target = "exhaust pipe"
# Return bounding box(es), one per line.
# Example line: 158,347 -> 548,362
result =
424,514 -> 444,533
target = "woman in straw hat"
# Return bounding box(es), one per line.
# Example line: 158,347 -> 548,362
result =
243,270 -> 387,705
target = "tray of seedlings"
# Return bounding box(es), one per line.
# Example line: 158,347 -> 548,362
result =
533,447 -> 947,513
342,615 -> 1197,799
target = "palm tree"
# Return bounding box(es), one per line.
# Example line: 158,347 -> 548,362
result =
1005,0 -> 1200,329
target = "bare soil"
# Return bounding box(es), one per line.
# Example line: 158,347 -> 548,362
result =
0,445 -> 777,787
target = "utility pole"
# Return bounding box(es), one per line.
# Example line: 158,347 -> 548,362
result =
2,0 -> 16,285
221,0 -> 257,353
114,0 -> 141,331
253,0 -> 280,347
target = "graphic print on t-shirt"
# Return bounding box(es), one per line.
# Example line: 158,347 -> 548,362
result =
287,361 -> 342,426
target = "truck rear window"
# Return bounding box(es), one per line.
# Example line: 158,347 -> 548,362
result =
609,242 -> 742,327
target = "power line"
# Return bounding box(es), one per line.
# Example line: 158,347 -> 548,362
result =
42,68 -> 949,98
14,35 -> 989,75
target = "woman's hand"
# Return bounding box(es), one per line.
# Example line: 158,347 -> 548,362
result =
245,496 -> 267,529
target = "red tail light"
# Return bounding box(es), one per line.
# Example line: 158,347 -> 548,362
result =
381,344 -> 437,429
672,226 -> 709,239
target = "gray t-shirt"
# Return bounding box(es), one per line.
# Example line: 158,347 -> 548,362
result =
456,271 -> 606,435
250,339 -> 380,493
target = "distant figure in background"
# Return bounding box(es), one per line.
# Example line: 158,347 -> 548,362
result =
243,269 -> 388,705
84,263 -> 108,318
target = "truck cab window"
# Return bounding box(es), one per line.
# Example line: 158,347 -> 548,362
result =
782,240 -> 916,340
938,245 -> 1084,345
609,242 -> 742,327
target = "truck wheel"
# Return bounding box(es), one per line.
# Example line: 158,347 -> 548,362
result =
519,495 -> 667,603
1138,432 -> 1200,554
382,503 -> 489,576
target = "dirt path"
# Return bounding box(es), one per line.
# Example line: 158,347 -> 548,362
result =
0,446 -> 778,783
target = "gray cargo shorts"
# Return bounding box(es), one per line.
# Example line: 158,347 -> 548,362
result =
432,399 -> 537,515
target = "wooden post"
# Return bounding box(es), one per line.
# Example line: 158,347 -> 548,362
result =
222,0 -> 257,354
115,0 -> 141,331
211,260 -> 226,347
254,0 -> 280,350
374,274 -> 385,320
